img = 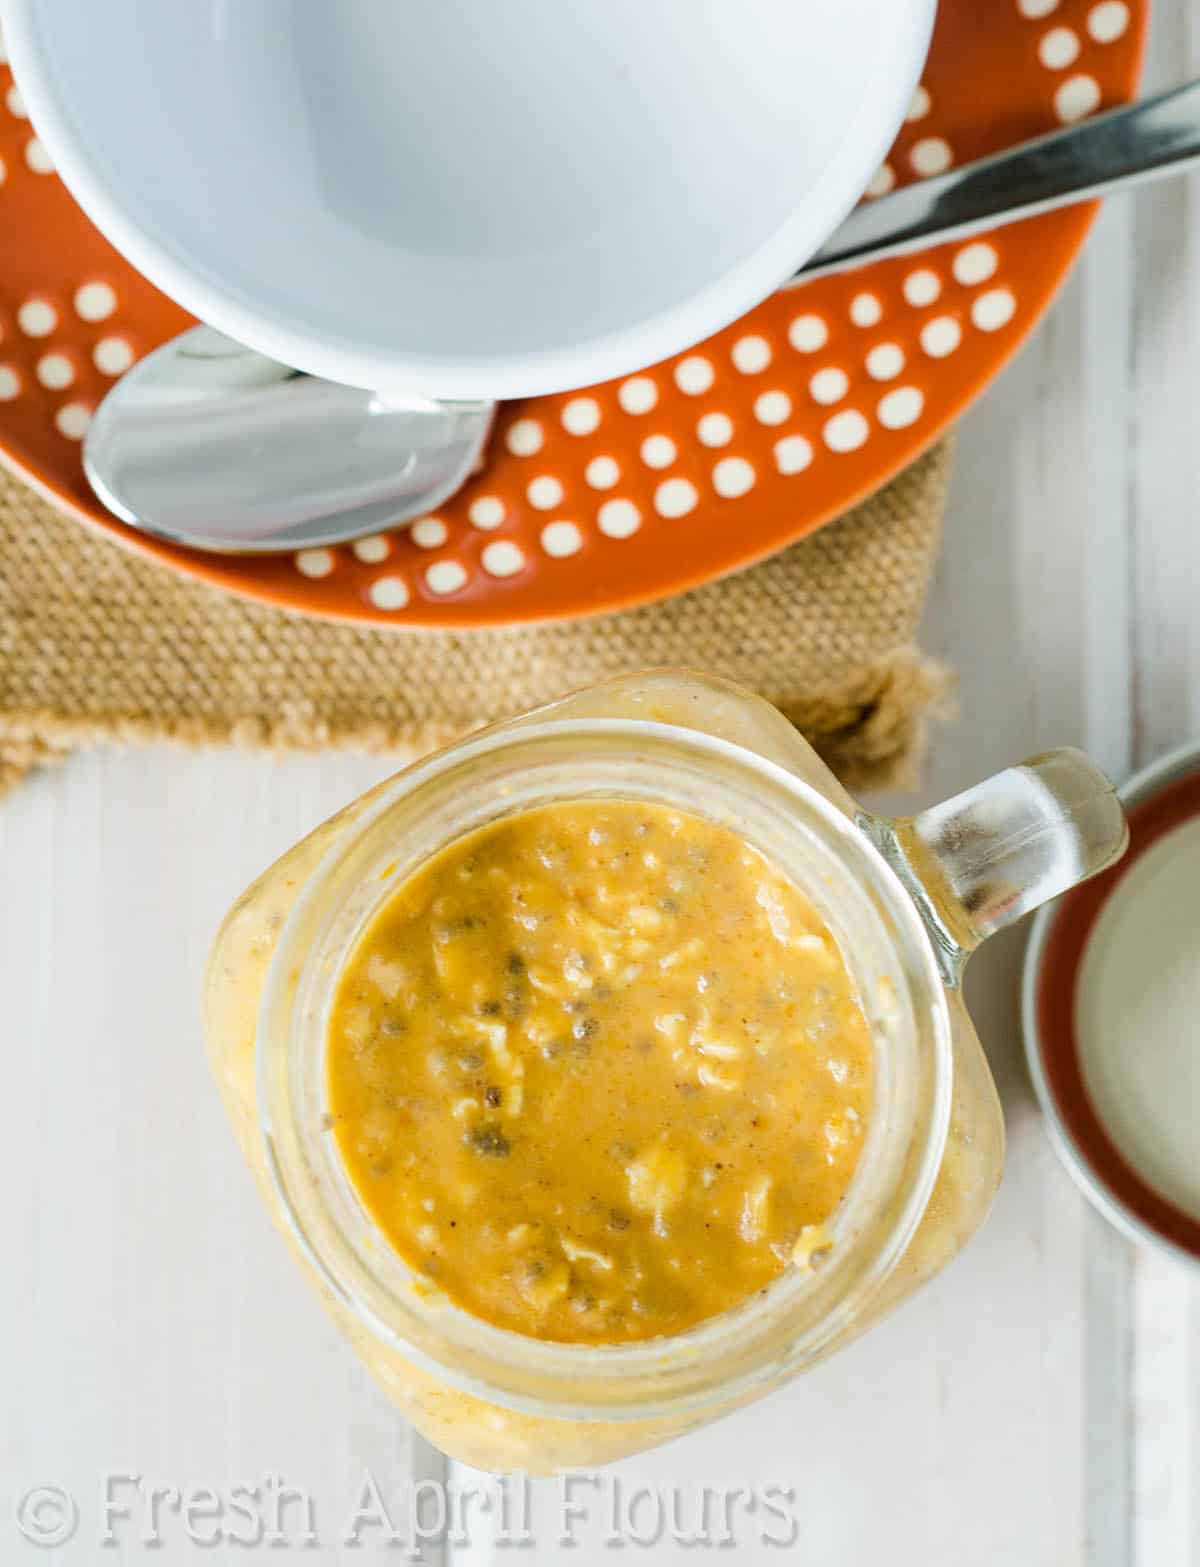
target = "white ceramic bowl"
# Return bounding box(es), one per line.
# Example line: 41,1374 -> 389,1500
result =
3,0 -> 934,400
1022,742 -> 1200,1269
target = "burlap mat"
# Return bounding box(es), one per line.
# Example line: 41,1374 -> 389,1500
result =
0,443 -> 952,798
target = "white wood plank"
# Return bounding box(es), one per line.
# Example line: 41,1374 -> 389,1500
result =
0,748 -> 445,1564
1132,1250 -> 1197,1567
1124,5 -> 1200,1564
1079,180 -> 1138,1567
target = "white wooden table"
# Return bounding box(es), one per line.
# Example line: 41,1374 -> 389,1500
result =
5,8 -> 1200,1561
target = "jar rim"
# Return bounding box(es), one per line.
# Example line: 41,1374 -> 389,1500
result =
257,717 -> 953,1421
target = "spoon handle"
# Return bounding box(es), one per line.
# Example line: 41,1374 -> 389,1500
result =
796,79 -> 1200,282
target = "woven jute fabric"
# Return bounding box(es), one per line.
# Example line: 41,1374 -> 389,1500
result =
0,442 -> 952,798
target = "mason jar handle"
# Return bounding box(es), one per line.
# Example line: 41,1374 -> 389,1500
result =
860,748 -> 1129,983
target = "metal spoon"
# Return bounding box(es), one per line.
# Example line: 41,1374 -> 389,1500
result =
797,78 -> 1200,281
85,81 -> 1200,554
84,327 -> 495,553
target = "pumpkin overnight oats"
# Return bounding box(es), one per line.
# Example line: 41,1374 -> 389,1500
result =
325,799 -> 873,1345
205,672 -> 1048,1471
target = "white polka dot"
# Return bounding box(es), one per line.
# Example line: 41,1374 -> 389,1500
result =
865,163 -> 896,198
505,417 -> 544,456
906,85 -> 932,122
641,434 -> 677,469
788,314 -> 828,353
618,376 -> 658,415
598,499 -> 642,538
823,410 -> 870,454
0,366 -> 20,401
411,515 -> 448,548
697,412 -> 733,448
1019,0 -> 1059,15
369,575 -> 409,610
910,137 -> 953,178
920,316 -> 963,358
585,456 -> 620,490
36,353 -> 74,390
481,540 -> 525,578
877,387 -> 925,430
1088,0 -> 1129,41
540,521 -> 583,558
754,390 -> 792,426
425,560 -> 468,595
468,496 -> 506,530
93,337 -> 134,376
903,269 -> 942,308
352,535 -> 390,563
866,343 -> 906,381
0,22 -> 8,65
527,475 -> 564,511
675,356 -> 715,396
6,83 -> 27,119
1056,74 -> 1101,123
295,548 -> 334,579
850,293 -> 883,328
18,299 -> 57,337
1040,25 -> 1081,67
54,402 -> 91,440
654,478 -> 700,519
23,136 -> 52,174
953,243 -> 999,286
74,282 -> 117,323
712,457 -> 756,499
810,367 -> 849,405
732,335 -> 772,374
774,435 -> 813,476
972,288 -> 1018,331
561,397 -> 601,436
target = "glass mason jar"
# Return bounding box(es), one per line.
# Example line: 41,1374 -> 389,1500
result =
203,670 -> 1126,1475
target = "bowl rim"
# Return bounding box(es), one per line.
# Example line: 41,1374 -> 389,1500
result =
1021,739 -> 1200,1270
0,0 -> 936,398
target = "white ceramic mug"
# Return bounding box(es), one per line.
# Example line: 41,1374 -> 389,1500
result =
3,0 -> 934,400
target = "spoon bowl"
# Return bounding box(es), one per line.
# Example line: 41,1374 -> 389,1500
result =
83,327 -> 495,553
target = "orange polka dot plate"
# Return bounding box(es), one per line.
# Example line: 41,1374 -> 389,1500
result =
0,1 -> 1146,628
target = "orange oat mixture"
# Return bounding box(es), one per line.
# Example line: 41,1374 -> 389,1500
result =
326,800 -> 872,1343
